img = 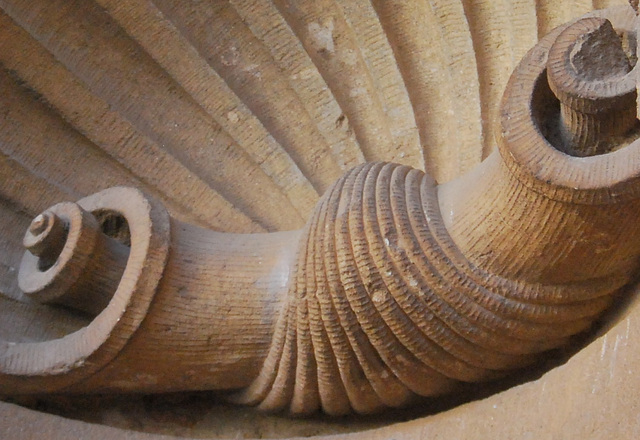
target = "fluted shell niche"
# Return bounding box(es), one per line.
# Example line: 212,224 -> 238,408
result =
0,0 -> 631,438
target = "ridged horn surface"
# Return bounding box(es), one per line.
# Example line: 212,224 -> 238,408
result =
231,158 -> 624,415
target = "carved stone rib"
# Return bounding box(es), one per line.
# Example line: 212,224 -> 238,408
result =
231,155 -> 624,414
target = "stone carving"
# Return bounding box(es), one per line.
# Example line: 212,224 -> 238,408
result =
2,1 -> 640,439
2,6 -> 640,421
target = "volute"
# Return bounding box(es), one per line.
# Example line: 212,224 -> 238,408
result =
2,3 -> 640,419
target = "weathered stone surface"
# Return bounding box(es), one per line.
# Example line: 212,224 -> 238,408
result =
1,286 -> 639,439
1,0 -> 638,438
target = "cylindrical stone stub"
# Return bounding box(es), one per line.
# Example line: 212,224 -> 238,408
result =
23,211 -> 68,269
18,202 -> 130,316
547,17 -> 637,156
29,213 -> 48,235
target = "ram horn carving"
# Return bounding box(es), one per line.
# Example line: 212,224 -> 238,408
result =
2,6 -> 640,417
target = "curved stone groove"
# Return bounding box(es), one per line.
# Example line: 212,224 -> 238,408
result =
461,0 -> 530,158
150,0 -> 344,194
0,0 -> 628,239
1,0 -> 299,232
0,66 -> 188,218
536,0 -> 593,37
371,0 -> 481,183
95,0 -> 319,221
228,0 -> 365,172
337,0 -> 423,168
273,0 -> 396,164
0,11 -> 262,232
426,0 -> 483,170
0,152 -> 76,216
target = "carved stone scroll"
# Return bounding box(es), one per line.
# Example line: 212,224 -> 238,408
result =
2,6 -> 640,420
